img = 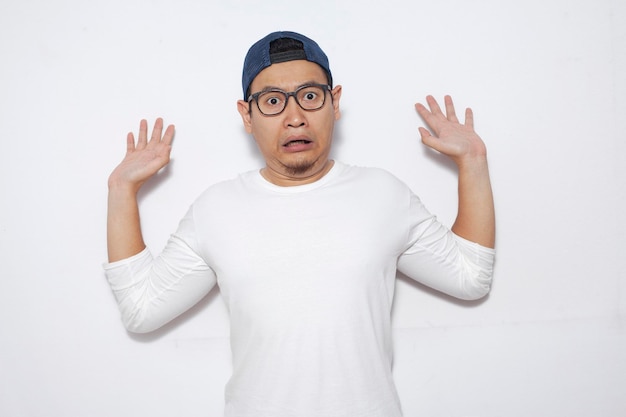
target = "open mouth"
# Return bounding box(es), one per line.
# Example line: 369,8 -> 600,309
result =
284,139 -> 312,147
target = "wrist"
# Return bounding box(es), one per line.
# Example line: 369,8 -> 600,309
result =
107,176 -> 141,196
456,154 -> 489,173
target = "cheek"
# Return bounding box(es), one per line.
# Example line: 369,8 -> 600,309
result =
251,121 -> 278,148
318,115 -> 336,139
250,118 -> 268,137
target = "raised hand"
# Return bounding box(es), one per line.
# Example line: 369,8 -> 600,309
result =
108,118 -> 175,193
415,95 -> 486,167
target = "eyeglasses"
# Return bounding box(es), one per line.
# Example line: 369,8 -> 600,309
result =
247,83 -> 331,116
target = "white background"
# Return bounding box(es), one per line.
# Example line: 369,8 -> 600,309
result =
1,0 -> 625,416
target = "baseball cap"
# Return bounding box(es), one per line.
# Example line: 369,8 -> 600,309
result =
241,31 -> 333,99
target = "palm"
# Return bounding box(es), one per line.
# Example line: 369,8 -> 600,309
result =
415,95 -> 486,165
109,118 -> 174,190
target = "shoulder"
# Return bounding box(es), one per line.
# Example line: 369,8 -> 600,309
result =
337,162 -> 411,194
191,170 -> 256,206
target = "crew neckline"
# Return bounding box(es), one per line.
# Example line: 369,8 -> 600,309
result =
250,161 -> 346,193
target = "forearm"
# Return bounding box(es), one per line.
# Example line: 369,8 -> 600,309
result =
451,156 -> 495,248
107,183 -> 146,262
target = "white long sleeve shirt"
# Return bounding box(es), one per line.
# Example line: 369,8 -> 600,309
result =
104,161 -> 495,417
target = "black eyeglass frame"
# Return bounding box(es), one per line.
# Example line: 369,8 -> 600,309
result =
247,83 -> 332,116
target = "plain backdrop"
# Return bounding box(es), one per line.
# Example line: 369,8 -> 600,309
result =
1,0 -> 625,416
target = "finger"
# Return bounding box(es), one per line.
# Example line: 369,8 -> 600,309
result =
419,126 -> 443,153
415,102 -> 432,120
150,118 -> 164,144
418,126 -> 435,146
418,126 -> 432,139
162,124 -> 176,145
465,107 -> 474,129
137,119 -> 148,147
444,95 -> 459,123
126,132 -> 136,152
426,95 -> 443,116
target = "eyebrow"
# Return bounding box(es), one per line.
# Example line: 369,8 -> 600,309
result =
255,81 -> 323,94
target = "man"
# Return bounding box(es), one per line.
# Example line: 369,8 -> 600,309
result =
105,31 -> 495,417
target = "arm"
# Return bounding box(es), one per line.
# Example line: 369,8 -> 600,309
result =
107,118 -> 174,262
415,95 -> 495,248
105,119 -> 218,333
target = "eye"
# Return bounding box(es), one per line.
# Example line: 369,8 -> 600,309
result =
302,91 -> 318,101
297,85 -> 325,105
299,87 -> 323,102
264,94 -> 284,107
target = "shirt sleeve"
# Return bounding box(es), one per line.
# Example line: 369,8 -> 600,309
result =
103,229 -> 217,334
397,192 -> 495,300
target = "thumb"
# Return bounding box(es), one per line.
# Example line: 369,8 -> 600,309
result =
419,127 -> 438,150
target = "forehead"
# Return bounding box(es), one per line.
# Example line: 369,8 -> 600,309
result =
249,60 -> 328,92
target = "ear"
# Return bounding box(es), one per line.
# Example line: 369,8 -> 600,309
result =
331,85 -> 342,120
237,99 -> 253,133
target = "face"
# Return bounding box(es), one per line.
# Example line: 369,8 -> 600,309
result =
237,60 -> 342,186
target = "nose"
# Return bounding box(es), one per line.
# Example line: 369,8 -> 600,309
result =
283,95 -> 306,127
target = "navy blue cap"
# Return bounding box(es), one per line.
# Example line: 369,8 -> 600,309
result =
241,31 -> 333,99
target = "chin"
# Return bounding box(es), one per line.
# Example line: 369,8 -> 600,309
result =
284,161 -> 316,176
